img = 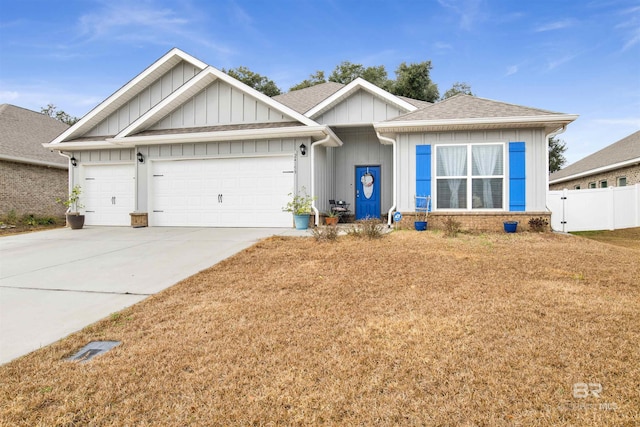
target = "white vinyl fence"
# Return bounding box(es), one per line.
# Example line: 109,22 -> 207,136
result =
547,184 -> 640,232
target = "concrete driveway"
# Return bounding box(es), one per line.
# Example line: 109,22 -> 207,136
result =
0,226 -> 305,364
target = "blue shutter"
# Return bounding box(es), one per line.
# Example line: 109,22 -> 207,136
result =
509,142 -> 526,211
416,145 -> 431,203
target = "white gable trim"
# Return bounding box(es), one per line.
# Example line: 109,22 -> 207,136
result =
50,48 -> 207,145
374,114 -> 579,132
115,67 -> 319,139
305,77 -> 417,118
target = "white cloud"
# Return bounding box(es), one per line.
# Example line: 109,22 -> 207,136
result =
436,0 -> 483,31
434,41 -> 453,51
534,19 -> 576,32
505,65 -> 518,76
547,54 -> 577,70
0,91 -> 20,102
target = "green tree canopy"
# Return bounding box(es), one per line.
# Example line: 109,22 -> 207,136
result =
223,66 -> 282,97
328,61 -> 390,89
392,61 -> 439,102
40,104 -> 78,126
442,81 -> 474,100
549,136 -> 568,173
289,71 -> 327,91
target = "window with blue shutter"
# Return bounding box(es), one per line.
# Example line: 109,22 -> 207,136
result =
508,142 -> 526,211
416,145 -> 431,201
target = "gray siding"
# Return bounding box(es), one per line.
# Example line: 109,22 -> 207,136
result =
86,61 -> 200,137
328,127 -> 393,216
315,90 -> 406,125
396,128 -> 548,212
150,80 -> 292,129
313,145 -> 331,214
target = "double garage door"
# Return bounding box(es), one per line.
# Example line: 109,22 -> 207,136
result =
81,156 -> 294,227
150,156 -> 294,227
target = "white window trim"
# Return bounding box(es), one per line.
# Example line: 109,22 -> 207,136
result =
433,142 -> 506,211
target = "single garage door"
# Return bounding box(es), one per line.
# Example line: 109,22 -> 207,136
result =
82,164 -> 135,226
150,156 -> 294,227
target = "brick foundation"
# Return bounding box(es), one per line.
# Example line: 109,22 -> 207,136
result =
395,211 -> 552,232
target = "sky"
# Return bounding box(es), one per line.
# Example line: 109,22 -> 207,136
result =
0,0 -> 638,165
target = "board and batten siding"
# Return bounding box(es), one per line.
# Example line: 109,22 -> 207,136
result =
328,127 -> 393,215
134,137 -> 310,213
314,90 -> 408,125
85,61 -> 200,137
150,80 -> 293,130
396,129 -> 548,213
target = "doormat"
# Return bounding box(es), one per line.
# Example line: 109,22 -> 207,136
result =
66,341 -> 121,363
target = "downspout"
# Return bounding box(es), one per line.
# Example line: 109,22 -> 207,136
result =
58,151 -> 74,214
376,131 -> 397,227
310,134 -> 331,226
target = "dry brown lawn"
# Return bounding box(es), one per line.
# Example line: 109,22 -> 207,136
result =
1,231 -> 638,426
571,227 -> 640,251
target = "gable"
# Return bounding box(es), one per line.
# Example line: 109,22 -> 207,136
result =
84,61 -> 200,137
149,79 -> 295,131
314,89 -> 408,125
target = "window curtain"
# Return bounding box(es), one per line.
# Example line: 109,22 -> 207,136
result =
440,146 -> 467,208
472,145 -> 501,208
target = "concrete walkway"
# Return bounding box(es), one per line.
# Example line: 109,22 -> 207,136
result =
0,226 -> 309,364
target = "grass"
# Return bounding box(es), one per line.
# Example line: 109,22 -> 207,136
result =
1,231 -> 638,425
571,227 -> 640,250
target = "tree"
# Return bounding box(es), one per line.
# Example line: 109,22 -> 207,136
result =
41,104 -> 78,126
328,61 -> 389,89
549,136 -> 567,173
442,81 -> 474,100
289,71 -> 327,91
224,66 -> 282,96
392,61 -> 439,102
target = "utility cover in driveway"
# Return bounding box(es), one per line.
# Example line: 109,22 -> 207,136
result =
66,341 -> 121,363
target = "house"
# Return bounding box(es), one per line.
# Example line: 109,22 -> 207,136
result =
0,104 -> 69,219
44,48 -> 578,231
549,130 -> 640,190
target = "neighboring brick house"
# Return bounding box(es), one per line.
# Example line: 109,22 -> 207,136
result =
0,104 -> 69,218
549,130 -> 640,190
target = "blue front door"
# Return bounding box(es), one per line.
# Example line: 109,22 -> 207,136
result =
355,166 -> 381,220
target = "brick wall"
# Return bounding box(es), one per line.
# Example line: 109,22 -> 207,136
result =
395,211 -> 552,233
0,160 -> 68,218
549,164 -> 640,190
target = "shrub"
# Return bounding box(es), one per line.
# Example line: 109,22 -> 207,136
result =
348,218 -> 385,239
311,225 -> 339,242
443,217 -> 461,238
528,217 -> 549,232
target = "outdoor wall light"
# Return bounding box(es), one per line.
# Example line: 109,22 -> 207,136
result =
299,143 -> 307,156
137,152 -> 145,163
70,156 -> 77,167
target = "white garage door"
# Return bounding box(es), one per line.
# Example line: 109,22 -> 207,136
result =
82,164 -> 135,226
150,156 -> 294,227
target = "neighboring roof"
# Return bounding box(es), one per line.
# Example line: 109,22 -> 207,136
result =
375,93 -> 578,133
549,130 -> 640,184
273,82 -> 345,114
0,104 -> 68,168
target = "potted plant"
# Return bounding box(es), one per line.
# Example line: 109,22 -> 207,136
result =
56,185 -> 85,230
283,188 -> 315,230
324,210 -> 339,226
503,221 -> 518,233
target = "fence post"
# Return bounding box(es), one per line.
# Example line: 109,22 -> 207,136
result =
561,188 -> 568,233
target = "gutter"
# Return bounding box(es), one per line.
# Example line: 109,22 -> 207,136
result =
57,151 -> 74,214
376,131 -> 397,227
546,125 -> 567,195
0,154 -> 68,169
375,114 -> 579,131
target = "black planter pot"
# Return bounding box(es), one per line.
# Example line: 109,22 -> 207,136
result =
66,213 -> 85,230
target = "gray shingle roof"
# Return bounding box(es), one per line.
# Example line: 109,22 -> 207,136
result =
549,130 -> 640,181
389,93 -> 562,121
0,104 -> 69,166
273,82 -> 345,114
397,96 -> 432,109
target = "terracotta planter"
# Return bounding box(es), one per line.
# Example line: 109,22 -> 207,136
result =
325,216 -> 339,226
66,213 -> 85,230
